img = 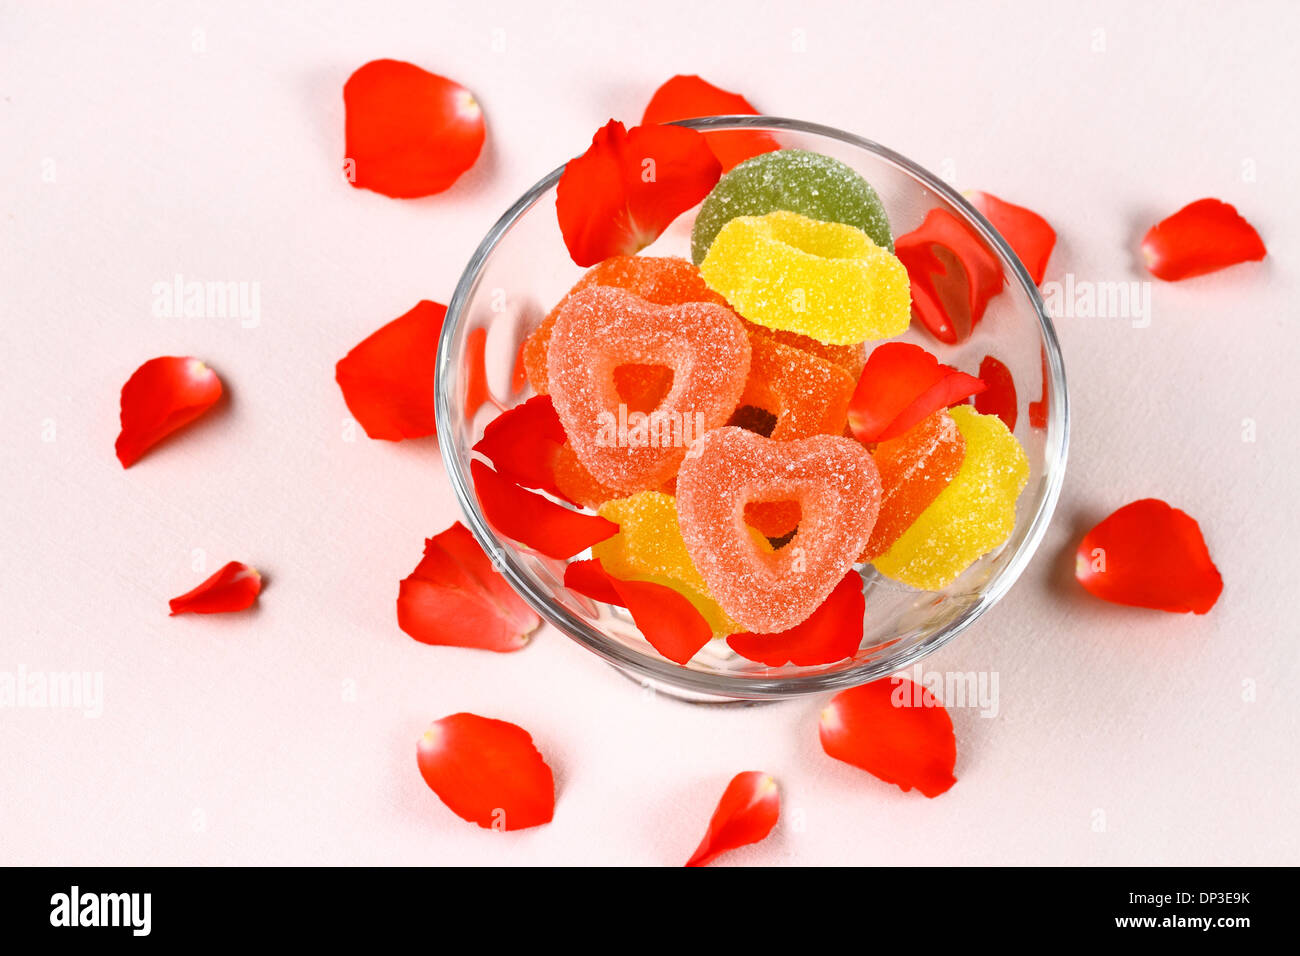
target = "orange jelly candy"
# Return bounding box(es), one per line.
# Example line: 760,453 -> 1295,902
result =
547,286 -> 750,493
552,442 -> 625,509
744,322 -> 867,380
859,410 -> 966,561
523,255 -> 728,398
730,331 -> 855,442
553,442 -> 676,510
726,332 -> 855,543
676,427 -> 881,633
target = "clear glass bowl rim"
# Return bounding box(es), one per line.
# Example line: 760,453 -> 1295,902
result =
436,115 -> 1070,699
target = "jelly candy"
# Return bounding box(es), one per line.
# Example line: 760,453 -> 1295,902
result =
722,332 -> 861,539
860,410 -> 965,561
593,492 -> 742,635
547,286 -> 750,493
872,405 -> 1028,590
676,427 -> 881,633
690,149 -> 893,264
699,210 -> 911,345
552,441 -> 626,509
523,255 -> 727,397
731,331 -> 854,441
552,441 -> 675,510
746,323 -> 867,380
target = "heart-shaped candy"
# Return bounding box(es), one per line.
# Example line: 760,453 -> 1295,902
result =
547,286 -> 750,493
676,427 -> 882,633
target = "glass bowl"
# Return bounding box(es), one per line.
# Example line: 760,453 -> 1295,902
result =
436,116 -> 1068,702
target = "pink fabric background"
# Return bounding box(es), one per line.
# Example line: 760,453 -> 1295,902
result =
2,0 -> 1296,865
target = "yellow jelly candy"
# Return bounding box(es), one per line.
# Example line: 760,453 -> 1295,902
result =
872,405 -> 1029,590
594,491 -> 743,635
699,210 -> 911,345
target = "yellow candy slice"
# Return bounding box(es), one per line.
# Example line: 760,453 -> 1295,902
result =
699,210 -> 911,345
872,405 -> 1029,590
594,491 -> 743,636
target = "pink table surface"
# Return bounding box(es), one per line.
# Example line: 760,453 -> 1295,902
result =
2,0 -> 1297,866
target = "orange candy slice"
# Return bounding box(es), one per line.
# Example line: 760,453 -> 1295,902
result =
860,410 -> 966,562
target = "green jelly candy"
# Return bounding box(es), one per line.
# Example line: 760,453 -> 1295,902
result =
690,149 -> 893,264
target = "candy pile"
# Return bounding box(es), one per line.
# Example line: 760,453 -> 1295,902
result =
479,147 -> 1032,665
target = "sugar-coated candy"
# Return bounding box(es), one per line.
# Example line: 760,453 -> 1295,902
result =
593,492 -> 742,635
676,427 -> 881,633
547,286 -> 750,493
523,255 -> 727,396
691,149 -> 893,264
552,441 -> 627,509
872,405 -> 1028,590
553,441 -> 676,510
731,331 -> 854,441
860,410 -> 965,561
746,323 -> 867,379
699,210 -> 911,345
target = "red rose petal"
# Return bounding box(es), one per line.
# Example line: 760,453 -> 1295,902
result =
562,558 -> 713,665
335,300 -> 445,441
169,561 -> 261,616
343,59 -> 485,198
1141,198 -> 1266,281
556,120 -> 721,267
895,208 -> 1005,344
973,355 -> 1017,431
685,771 -> 780,867
563,558 -> 626,607
397,522 -> 540,651
510,333 -> 530,396
115,356 -> 223,468
471,460 -> 617,560
727,572 -> 865,666
473,396 -> 570,501
820,678 -> 957,798
464,326 -> 494,418
848,342 -> 986,444
1076,498 -> 1223,614
641,74 -> 780,172
417,713 -> 554,830
1028,344 -> 1049,429
609,576 -> 714,666
968,191 -> 1056,285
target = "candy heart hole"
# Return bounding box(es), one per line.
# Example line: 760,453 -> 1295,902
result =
744,499 -> 801,549
613,364 -> 674,414
727,404 -> 779,437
